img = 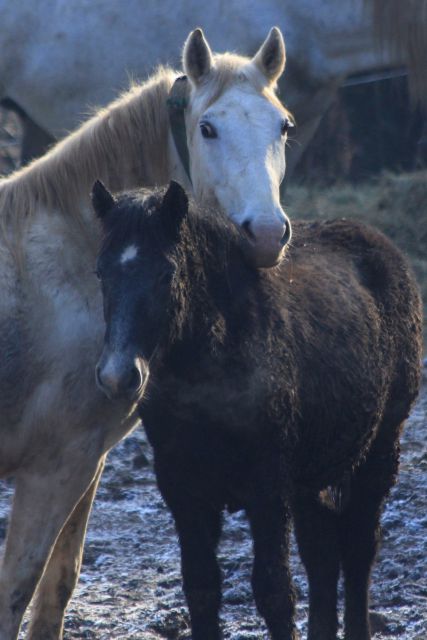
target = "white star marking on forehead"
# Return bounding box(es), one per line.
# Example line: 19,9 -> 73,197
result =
120,244 -> 139,265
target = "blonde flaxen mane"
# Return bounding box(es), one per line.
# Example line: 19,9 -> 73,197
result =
0,67 -> 175,236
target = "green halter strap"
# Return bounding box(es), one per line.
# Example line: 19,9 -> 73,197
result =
166,75 -> 192,186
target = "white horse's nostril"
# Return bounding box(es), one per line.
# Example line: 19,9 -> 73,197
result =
241,219 -> 256,241
95,364 -> 104,391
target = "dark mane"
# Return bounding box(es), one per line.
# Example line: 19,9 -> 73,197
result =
99,189 -> 164,254
101,186 -> 249,270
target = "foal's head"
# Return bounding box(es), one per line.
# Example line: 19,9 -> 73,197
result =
182,27 -> 293,267
93,181 -> 190,401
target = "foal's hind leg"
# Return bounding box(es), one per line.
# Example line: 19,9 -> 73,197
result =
27,456 -> 106,640
339,430 -> 401,640
0,450 -> 103,640
292,489 -> 341,640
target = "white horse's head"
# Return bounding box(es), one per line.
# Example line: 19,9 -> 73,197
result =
182,27 -> 292,268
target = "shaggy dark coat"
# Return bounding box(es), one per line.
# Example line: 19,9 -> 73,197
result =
93,181 -> 422,640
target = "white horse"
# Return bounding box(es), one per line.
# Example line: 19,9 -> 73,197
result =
0,28 -> 292,640
1,0 -> 426,167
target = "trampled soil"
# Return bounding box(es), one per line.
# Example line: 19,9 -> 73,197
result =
2,373 -> 425,639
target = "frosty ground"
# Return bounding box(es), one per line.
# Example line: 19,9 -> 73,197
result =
1,372 -> 425,640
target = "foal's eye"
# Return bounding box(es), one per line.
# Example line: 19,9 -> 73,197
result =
200,121 -> 217,139
281,119 -> 293,136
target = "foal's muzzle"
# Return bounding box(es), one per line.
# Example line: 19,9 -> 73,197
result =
95,352 -> 148,401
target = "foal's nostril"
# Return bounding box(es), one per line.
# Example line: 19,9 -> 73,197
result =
95,360 -> 144,399
242,219 -> 256,241
281,220 -> 292,247
123,365 -> 143,395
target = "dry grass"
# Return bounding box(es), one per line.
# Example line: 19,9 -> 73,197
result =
284,171 -> 427,345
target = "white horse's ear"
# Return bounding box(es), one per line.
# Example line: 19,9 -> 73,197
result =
252,27 -> 286,85
183,28 -> 214,86
161,181 -> 189,240
91,180 -> 116,219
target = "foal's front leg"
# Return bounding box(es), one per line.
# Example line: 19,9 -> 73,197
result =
0,448 -> 103,640
155,459 -> 223,640
170,501 -> 223,640
246,495 -> 298,640
26,456 -> 106,640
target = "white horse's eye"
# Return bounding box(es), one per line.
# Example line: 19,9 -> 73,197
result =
200,121 -> 217,139
281,118 -> 293,136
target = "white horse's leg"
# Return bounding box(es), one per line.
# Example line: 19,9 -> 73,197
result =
26,456 -> 106,640
0,453 -> 103,640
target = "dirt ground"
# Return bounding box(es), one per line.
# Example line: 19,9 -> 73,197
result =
0,372 -> 425,640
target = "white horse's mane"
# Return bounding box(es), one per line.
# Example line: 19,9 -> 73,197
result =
0,67 -> 174,230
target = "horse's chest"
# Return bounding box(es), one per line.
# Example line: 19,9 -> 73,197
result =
149,360 -> 277,434
146,416 -> 266,512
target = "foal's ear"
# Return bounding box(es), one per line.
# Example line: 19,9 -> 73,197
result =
160,181 -> 189,240
183,28 -> 214,86
91,180 -> 116,220
251,27 -> 286,85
